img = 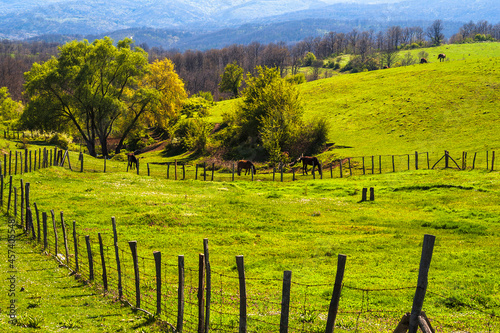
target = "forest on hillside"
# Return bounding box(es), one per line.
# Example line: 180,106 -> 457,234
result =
1,19 -> 499,102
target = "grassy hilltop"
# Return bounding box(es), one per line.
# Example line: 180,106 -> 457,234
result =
211,42 -> 500,159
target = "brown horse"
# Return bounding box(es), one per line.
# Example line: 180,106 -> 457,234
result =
127,153 -> 138,170
290,155 -> 322,176
420,58 -> 428,64
438,53 -> 446,62
237,160 -> 256,176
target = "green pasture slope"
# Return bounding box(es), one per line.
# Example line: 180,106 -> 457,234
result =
210,42 -> 500,160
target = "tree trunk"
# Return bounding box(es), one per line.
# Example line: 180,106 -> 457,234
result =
85,140 -> 97,157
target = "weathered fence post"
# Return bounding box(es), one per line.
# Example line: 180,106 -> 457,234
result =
361,188 -> 367,202
204,238 -> 211,333
43,212 -> 48,251
34,203 -> 41,242
154,251 -> 162,315
370,187 -> 375,201
195,164 -> 198,180
362,157 -> 365,175
379,155 -> 382,174
98,233 -> 108,292
175,160 -> 178,180
280,271 -> 292,333
24,148 -> 28,173
129,240 -> 140,309
177,255 -> 185,333
407,154 -> 410,170
14,187 -> 17,221
236,255 -> 247,333
80,152 -> 84,172
198,253 -> 206,333
491,151 -> 495,171
408,234 -> 436,333
85,235 -> 94,282
112,217 -> 123,299
472,152 -> 477,170
20,179 -> 24,231
426,152 -> 430,169
51,210 -> 58,255
325,254 -> 347,333
73,221 -> 79,273
203,162 -> 206,181
232,164 -> 235,181
211,163 -> 215,181
371,155 -> 374,174
147,163 -> 150,176
183,163 -> 186,180
60,212 -> 70,267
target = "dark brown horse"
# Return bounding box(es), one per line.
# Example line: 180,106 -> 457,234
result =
237,160 -> 256,175
290,155 -> 322,176
127,153 -> 138,170
420,58 -> 428,64
438,53 -> 446,62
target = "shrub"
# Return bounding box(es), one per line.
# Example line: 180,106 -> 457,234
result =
48,133 -> 72,150
303,52 -> 316,66
286,73 -> 306,85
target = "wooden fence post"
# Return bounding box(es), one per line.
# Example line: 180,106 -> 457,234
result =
112,217 -> 123,299
43,212 -> 48,251
34,202 -> 41,242
61,211 -> 70,267
491,151 -> 495,171
371,155 -> 374,174
325,254 -> 347,333
85,235 -> 94,282
408,234 -> 436,333
204,239 -> 211,333
407,154 -> 410,170
20,179 -> 24,231
232,164 -> 235,181
177,255 -> 185,333
379,155 -> 382,174
195,164 -> 198,180
211,163 -> 215,181
98,233 -> 108,292
14,187 -> 17,221
147,163 -> 150,176
426,152 -> 430,169
198,253 -> 205,333
370,187 -> 375,201
472,152 -> 477,170
361,188 -> 367,202
51,210 -> 58,255
203,163 -> 206,181
280,271 -> 292,333
183,164 -> 186,180
129,240 -> 140,309
175,160 -> 178,180
80,152 -> 84,172
236,255 -> 247,333
73,221 -> 79,273
362,157 -> 365,175
154,251 -> 162,315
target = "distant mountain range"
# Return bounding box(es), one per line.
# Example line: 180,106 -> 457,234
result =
0,0 -> 498,50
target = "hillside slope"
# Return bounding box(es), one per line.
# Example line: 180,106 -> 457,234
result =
210,43 -> 500,157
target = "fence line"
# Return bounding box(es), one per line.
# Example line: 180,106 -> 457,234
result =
2,177 -> 499,331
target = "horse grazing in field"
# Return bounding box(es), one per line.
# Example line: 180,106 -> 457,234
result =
290,155 -> 322,176
438,53 -> 446,62
420,58 -> 428,64
127,153 -> 139,170
237,160 -> 256,176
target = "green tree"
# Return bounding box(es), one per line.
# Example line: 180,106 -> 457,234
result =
22,37 -> 158,157
303,52 -> 316,66
0,87 -> 23,123
233,66 -> 303,159
219,61 -> 244,98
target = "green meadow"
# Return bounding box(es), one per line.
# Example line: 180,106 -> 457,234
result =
1,42 -> 499,332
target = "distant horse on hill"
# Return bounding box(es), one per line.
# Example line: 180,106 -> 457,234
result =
438,53 -> 446,62
290,155 -> 322,176
420,58 -> 428,64
237,160 -> 256,176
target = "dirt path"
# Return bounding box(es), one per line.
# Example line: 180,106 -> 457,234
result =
0,217 -> 156,332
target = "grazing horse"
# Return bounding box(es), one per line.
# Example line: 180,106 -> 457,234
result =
237,160 -> 256,176
438,53 -> 446,62
290,155 -> 322,176
420,58 -> 428,64
127,153 -> 139,170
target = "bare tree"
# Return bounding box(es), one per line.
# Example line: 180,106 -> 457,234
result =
426,20 -> 445,46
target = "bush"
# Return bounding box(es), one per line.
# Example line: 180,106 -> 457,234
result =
181,96 -> 214,118
303,52 -> 316,66
48,133 -> 72,149
286,73 -> 306,85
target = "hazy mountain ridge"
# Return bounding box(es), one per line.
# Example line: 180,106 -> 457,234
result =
1,0 -> 498,49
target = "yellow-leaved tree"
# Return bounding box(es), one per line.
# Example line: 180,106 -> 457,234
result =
141,58 -> 187,130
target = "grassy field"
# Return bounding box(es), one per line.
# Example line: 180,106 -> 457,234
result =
1,161 -> 498,332
1,42 -> 499,332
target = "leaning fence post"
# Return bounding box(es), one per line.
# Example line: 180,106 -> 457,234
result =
236,255 -> 247,333
98,233 -> 108,292
112,217 -> 123,299
408,234 -> 436,333
85,235 -> 94,282
129,240 -> 140,308
34,202 -> 41,242
73,221 -> 79,273
204,238 -> 211,333
325,254 -> 347,333
280,271 -> 292,333
154,251 -> 162,315
177,255 -> 185,333
61,212 -> 70,267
